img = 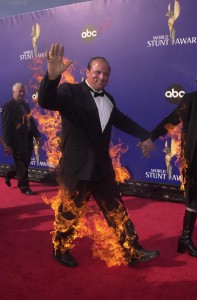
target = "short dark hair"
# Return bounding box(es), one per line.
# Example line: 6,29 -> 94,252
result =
87,57 -> 111,71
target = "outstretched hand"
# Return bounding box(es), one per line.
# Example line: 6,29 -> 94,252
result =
4,145 -> 12,155
137,138 -> 156,158
46,43 -> 73,80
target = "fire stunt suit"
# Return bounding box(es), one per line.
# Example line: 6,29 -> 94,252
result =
38,73 -> 159,265
151,91 -> 197,257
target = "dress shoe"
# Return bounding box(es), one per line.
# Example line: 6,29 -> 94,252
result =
53,249 -> 78,267
20,187 -> 34,195
128,247 -> 160,266
5,177 -> 11,187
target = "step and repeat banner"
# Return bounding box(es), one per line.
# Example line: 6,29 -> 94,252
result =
0,0 -> 196,184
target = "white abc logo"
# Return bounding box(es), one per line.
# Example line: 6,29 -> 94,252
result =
165,89 -> 185,98
81,29 -> 97,39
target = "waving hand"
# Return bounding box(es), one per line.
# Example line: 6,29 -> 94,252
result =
46,44 -> 73,80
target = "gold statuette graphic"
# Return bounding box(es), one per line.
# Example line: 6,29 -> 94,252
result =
165,0 -> 180,45
33,137 -> 40,165
163,140 -> 176,180
31,23 -> 40,56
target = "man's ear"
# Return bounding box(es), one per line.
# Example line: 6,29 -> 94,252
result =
86,68 -> 90,77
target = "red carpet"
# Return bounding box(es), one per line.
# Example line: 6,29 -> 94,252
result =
0,177 -> 197,300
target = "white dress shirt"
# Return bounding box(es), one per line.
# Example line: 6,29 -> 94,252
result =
86,81 -> 113,132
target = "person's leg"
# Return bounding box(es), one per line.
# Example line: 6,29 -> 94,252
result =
177,208 -> 197,256
13,151 -> 32,193
177,158 -> 197,257
53,180 -> 91,267
91,174 -> 159,265
4,165 -> 17,187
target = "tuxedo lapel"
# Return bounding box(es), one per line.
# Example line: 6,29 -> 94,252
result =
80,82 -> 103,134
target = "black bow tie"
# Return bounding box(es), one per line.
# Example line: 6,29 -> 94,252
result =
94,91 -> 105,97
89,87 -> 105,97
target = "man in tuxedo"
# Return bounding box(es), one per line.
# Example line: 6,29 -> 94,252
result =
38,43 -> 159,267
1,83 -> 41,195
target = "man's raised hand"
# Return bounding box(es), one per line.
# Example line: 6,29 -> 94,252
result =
46,43 -> 73,80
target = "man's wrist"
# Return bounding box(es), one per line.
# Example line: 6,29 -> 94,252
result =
47,72 -> 60,81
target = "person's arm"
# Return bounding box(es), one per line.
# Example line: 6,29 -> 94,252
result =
138,101 -> 183,157
112,106 -> 151,141
38,44 -> 73,110
151,103 -> 182,141
112,107 -> 155,157
137,139 -> 155,158
1,105 -> 13,151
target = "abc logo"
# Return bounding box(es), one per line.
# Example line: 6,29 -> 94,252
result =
81,26 -> 97,41
165,84 -> 185,104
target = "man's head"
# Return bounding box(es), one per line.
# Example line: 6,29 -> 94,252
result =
86,57 -> 111,91
12,83 -> 25,101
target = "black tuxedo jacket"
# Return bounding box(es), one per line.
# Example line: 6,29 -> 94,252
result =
38,74 -> 150,182
1,99 -> 40,154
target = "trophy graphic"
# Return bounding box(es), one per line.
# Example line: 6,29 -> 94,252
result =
33,137 -> 40,165
163,140 -> 176,180
31,23 -> 40,56
165,0 -> 180,45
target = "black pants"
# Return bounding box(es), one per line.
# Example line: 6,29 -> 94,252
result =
5,165 -> 17,180
55,174 -> 137,255
13,151 -> 32,189
185,146 -> 197,211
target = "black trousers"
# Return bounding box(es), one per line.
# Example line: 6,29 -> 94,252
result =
55,174 -> 137,256
5,165 -> 17,181
185,146 -> 197,211
13,150 -> 32,189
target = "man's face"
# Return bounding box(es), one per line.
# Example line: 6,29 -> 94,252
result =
12,85 -> 25,101
86,59 -> 110,91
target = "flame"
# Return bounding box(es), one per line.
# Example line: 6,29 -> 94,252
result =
43,185 -> 135,267
164,122 -> 188,190
110,142 -> 131,183
27,57 -> 46,94
28,57 -> 75,168
29,57 -> 133,267
32,107 -> 62,169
